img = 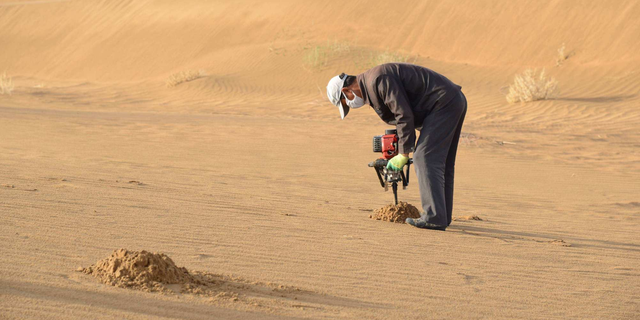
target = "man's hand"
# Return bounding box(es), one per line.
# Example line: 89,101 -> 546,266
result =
386,154 -> 409,171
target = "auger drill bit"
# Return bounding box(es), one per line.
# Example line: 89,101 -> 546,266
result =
392,182 -> 398,205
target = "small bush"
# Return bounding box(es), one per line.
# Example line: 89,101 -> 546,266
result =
505,68 -> 558,103
166,69 -> 205,88
0,72 -> 14,95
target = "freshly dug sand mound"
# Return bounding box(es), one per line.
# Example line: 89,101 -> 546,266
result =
81,249 -> 196,292
369,202 -> 420,223
79,248 -> 319,308
80,249 -> 310,305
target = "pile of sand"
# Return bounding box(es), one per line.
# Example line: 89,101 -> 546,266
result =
369,202 -> 421,223
80,249 -> 307,304
81,249 -> 197,293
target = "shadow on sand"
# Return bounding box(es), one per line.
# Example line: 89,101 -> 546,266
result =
449,224 -> 640,253
554,94 -> 636,103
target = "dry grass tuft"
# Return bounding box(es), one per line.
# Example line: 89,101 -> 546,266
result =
556,43 -> 570,66
302,42 -> 411,71
505,68 -> 558,103
353,48 -> 416,70
166,69 -> 205,88
1,72 -> 14,95
303,45 -> 329,68
302,39 -> 351,69
368,49 -> 412,67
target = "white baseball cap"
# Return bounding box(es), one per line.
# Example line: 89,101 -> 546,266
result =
326,73 -> 349,119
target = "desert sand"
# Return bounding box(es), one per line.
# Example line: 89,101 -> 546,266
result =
1,0 -> 639,319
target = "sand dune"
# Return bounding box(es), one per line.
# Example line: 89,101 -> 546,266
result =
1,0 -> 639,319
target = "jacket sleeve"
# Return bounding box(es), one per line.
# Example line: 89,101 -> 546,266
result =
377,75 -> 415,154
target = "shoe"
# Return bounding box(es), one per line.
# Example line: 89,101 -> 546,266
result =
405,218 -> 447,231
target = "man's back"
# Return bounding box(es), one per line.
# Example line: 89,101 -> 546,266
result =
357,63 -> 461,126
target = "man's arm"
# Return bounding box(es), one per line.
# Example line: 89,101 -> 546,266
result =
377,75 -> 415,155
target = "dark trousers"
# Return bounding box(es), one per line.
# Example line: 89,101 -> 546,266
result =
413,91 -> 467,226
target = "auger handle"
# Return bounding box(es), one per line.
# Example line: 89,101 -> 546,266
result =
368,159 -> 388,169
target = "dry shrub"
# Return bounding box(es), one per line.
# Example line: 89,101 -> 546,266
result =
505,68 -> 558,103
1,72 -> 14,95
166,69 -> 205,88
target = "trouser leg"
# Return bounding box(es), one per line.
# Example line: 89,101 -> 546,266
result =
413,92 -> 466,226
444,92 -> 467,226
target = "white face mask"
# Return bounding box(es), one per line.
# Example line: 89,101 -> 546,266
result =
345,90 -> 365,109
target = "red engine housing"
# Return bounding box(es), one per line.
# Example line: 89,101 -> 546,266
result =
379,133 -> 398,160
